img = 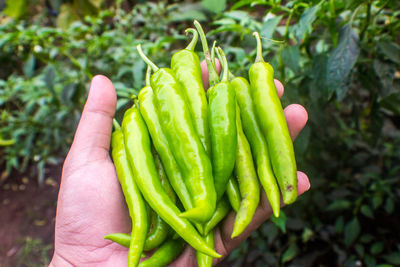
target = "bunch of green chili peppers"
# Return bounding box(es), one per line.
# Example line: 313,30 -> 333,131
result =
104,21 -> 297,267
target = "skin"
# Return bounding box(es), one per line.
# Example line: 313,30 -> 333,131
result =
50,61 -> 309,267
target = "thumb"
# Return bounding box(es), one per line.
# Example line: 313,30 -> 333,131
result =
65,75 -> 117,169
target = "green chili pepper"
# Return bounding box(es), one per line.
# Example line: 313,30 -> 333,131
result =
203,197 -> 230,235
138,79 -> 192,213
104,232 -> 130,248
121,102 -> 220,258
171,28 -> 211,155
250,32 -> 297,204
231,103 -> 261,237
226,177 -> 241,212
110,119 -> 148,267
194,21 -> 237,201
231,76 -> 280,217
138,239 -> 185,267
138,83 -> 204,234
137,45 -> 216,223
196,232 -> 214,267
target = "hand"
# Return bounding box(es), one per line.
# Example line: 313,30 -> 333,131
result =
50,61 -> 309,266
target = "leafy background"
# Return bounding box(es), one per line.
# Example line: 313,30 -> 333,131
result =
0,0 -> 399,266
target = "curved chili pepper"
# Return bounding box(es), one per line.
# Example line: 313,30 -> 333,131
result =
203,197 -> 230,235
121,102 -> 220,258
104,232 -> 130,248
231,103 -> 261,237
138,239 -> 185,267
250,32 -> 297,204
231,76 -> 280,217
138,83 -> 192,212
171,28 -> 211,155
110,119 -> 148,267
137,44 -> 216,223
138,84 -> 204,234
194,21 -> 237,201
196,232 -> 214,267
226,177 -> 241,212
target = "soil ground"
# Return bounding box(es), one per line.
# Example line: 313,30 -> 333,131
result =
0,164 -> 61,267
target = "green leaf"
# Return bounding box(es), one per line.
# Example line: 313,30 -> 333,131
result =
271,211 -> 286,233
373,59 -> 396,97
23,55 -> 36,78
379,92 -> 400,116
370,242 -> 384,255
302,228 -> 313,243
260,15 -> 282,39
292,2 -> 322,42
372,195 -> 383,209
281,45 -> 301,73
383,252 -> 400,265
344,217 -> 360,247
377,41 -> 400,64
326,199 -> 352,211
202,0 -> 226,14
360,205 -> 374,219
57,3 -> 80,30
4,0 -> 28,19
281,243 -> 298,263
326,23 -> 360,100
384,198 -> 394,214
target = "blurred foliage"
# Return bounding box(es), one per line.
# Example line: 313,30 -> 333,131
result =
1,0 -> 400,265
15,237 -> 52,267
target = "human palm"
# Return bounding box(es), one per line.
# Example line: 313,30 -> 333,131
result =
50,63 -> 309,266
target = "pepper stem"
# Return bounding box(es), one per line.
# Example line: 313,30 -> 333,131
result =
215,47 -> 229,82
145,66 -> 151,86
113,119 -> 121,130
136,45 -> 159,72
184,28 -> 198,51
253,32 -> 265,63
210,40 -> 217,73
194,20 -> 219,86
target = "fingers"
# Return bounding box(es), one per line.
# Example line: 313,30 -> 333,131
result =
200,59 -> 221,90
284,104 -> 308,141
275,79 -> 284,98
65,75 -> 117,167
216,171 -> 310,262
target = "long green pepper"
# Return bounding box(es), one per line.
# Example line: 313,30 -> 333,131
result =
231,76 -> 280,217
137,45 -> 216,223
171,28 -> 211,155
138,239 -> 185,267
250,32 -> 297,204
231,103 -> 260,237
194,21 -> 237,201
110,120 -> 148,267
121,102 -> 220,258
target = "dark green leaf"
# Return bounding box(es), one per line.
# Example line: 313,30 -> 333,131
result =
326,199 -> 352,211
281,45 -> 301,73
373,59 -> 396,97
326,23 -> 360,100
344,217 -> 360,247
335,216 -> 344,233
271,211 -> 286,233
370,242 -> 384,255
384,198 -> 394,214
360,205 -> 374,219
379,92 -> 400,116
292,2 -> 322,42
378,41 -> 400,64
260,15 -> 282,39
383,252 -> 400,265
281,243 -> 298,263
